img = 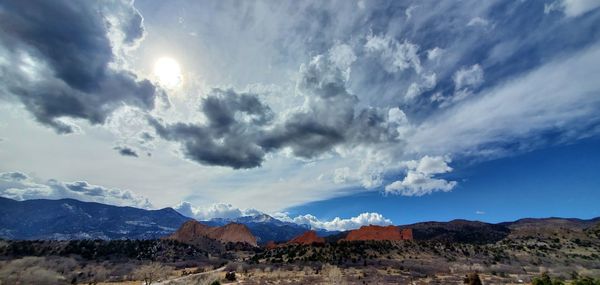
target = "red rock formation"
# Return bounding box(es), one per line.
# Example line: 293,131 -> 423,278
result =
288,230 -> 325,245
167,220 -> 210,242
208,223 -> 257,246
167,220 -> 258,246
401,228 -> 413,240
265,240 -> 277,249
342,225 -> 413,241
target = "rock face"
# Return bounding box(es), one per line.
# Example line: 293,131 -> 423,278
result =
288,230 -> 325,245
342,225 -> 413,241
168,220 -> 258,246
265,240 -> 278,249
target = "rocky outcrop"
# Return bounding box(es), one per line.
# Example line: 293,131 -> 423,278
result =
168,220 -> 211,242
342,225 -> 412,241
168,220 -> 258,246
287,230 -> 325,245
265,240 -> 278,249
209,223 -> 258,246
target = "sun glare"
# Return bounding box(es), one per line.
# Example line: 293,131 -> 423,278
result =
153,57 -> 182,89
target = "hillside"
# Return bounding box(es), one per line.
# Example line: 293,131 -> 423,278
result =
405,219 -> 510,244
252,218 -> 600,283
0,197 -> 189,240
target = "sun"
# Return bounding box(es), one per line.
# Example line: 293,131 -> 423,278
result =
153,57 -> 182,89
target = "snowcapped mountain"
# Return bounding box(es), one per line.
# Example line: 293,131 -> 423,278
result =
202,214 -> 336,243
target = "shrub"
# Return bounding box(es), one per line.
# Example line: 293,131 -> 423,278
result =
532,272 -> 564,285
463,272 -> 482,285
225,271 -> 236,281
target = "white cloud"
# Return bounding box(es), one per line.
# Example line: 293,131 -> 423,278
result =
0,172 -> 152,209
476,210 -> 486,215
467,17 -> 489,27
384,156 -> 457,196
173,201 -> 262,220
545,0 -> 600,17
329,44 -> 357,72
2,0 -> 599,216
408,44 -> 600,158
405,5 -> 419,20
173,201 -> 393,231
333,167 -> 352,184
365,34 -> 422,74
275,212 -> 393,231
406,73 -> 437,100
453,64 -> 484,90
427,47 -> 445,61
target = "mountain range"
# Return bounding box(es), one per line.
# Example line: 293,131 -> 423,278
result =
202,214 -> 338,243
1,197 -> 599,246
0,197 -> 332,243
0,197 -> 188,240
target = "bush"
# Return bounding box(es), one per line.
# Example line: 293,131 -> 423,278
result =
0,257 -> 66,285
532,272 -> 564,285
133,263 -> 172,285
463,272 -> 482,285
572,276 -> 600,285
225,271 -> 236,281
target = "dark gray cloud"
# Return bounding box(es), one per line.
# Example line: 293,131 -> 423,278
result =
261,53 -> 397,159
0,0 -> 157,133
140,132 -> 155,142
0,172 -> 153,209
150,88 -> 274,169
114,146 -> 139,157
0,172 -> 28,182
65,181 -> 109,197
151,52 -> 400,168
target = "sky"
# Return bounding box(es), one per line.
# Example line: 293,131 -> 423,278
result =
0,0 -> 599,231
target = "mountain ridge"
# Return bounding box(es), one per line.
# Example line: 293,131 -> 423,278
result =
1,197 -> 599,245
0,197 -> 189,240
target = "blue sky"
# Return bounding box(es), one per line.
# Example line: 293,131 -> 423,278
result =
1,0 -> 600,231
287,137 -> 600,225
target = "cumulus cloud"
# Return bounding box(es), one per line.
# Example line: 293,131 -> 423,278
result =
453,64 -> 484,90
150,88 -> 274,169
0,0 -> 157,133
173,201 -> 261,220
174,201 -> 393,231
385,156 -> 457,196
151,47 -> 402,168
365,34 -> 422,74
328,43 -> 357,76
275,212 -> 393,231
0,172 -> 152,209
262,48 -> 403,159
405,73 -> 437,100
